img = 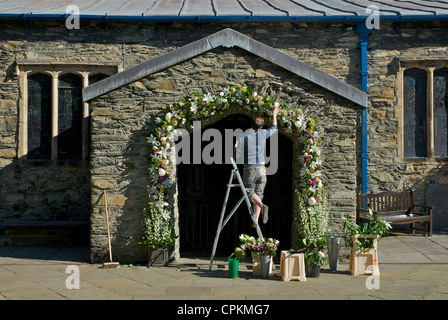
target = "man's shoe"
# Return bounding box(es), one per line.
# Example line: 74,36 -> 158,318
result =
262,206 -> 269,224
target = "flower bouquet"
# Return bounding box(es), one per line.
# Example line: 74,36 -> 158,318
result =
247,238 -> 280,257
304,250 -> 327,278
240,235 -> 279,278
239,234 -> 256,250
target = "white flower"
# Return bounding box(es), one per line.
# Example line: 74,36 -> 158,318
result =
190,102 -> 198,113
158,168 -> 166,176
274,101 -> 280,108
300,167 -> 307,176
161,208 -> 170,220
203,93 -> 214,103
218,97 -> 228,104
165,112 -> 172,121
308,197 -> 317,206
294,120 -> 302,128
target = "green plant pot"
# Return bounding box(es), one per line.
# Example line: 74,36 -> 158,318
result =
228,259 -> 239,278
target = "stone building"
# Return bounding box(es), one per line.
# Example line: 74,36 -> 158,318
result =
0,1 -> 447,263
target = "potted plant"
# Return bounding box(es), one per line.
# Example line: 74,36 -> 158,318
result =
228,247 -> 246,278
342,209 -> 391,275
245,237 -> 279,279
304,250 -> 327,278
140,195 -> 177,267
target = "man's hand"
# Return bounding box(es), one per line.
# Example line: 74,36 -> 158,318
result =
272,102 -> 281,115
272,102 -> 281,126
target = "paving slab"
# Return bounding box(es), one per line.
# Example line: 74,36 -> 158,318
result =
379,232 -> 448,263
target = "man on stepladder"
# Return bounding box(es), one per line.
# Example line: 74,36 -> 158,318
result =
234,102 -> 281,228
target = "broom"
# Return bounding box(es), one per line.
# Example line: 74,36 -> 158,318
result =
102,190 -> 119,268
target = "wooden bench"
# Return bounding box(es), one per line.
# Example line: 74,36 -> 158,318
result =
357,190 -> 433,236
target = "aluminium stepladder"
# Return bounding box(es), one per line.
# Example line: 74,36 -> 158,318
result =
208,157 -> 264,271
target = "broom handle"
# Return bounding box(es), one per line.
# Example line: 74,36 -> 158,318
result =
104,190 -> 113,263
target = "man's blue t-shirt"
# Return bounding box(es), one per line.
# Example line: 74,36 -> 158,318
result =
234,125 -> 277,168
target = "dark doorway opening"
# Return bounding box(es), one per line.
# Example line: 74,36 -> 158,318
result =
177,114 -> 293,257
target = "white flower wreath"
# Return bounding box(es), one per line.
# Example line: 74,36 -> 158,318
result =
143,85 -> 325,248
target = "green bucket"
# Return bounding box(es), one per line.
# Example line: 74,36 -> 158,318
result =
228,259 -> 239,278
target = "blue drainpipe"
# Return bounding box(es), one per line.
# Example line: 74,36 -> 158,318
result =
355,23 -> 373,195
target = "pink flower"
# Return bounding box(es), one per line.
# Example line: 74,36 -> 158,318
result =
311,180 -> 317,186
306,158 -> 311,162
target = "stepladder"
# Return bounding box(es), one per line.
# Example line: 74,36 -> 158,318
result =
208,157 -> 264,271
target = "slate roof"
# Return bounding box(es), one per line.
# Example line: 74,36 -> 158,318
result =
0,0 -> 447,21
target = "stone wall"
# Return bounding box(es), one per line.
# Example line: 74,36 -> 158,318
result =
367,21 -> 448,231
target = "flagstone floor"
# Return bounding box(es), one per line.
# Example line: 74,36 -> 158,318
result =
0,232 -> 447,300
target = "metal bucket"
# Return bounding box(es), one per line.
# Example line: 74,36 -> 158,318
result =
327,236 -> 341,272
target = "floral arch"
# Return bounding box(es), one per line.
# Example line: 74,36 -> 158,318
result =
142,85 -> 327,249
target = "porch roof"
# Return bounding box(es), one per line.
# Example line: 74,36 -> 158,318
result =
82,28 -> 368,107
0,0 -> 448,23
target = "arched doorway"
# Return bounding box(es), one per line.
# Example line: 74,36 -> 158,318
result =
177,114 -> 292,257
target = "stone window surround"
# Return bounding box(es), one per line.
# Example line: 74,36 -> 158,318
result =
397,57 -> 448,162
17,61 -> 121,162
